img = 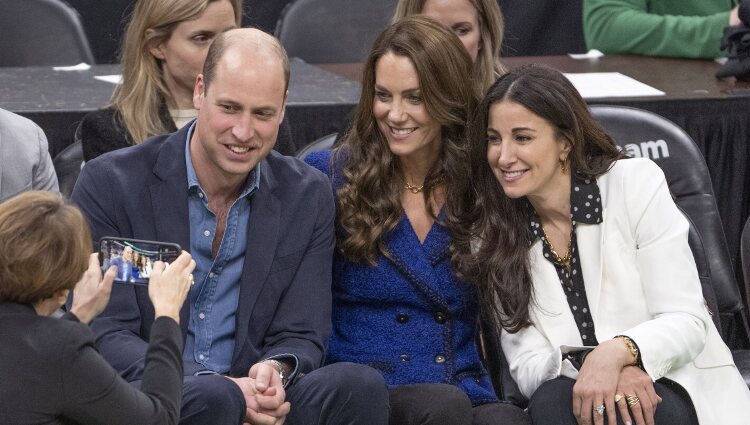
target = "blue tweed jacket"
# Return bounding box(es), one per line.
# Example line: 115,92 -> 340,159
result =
305,150 -> 497,406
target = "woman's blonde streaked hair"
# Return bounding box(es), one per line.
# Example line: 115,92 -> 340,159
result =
393,0 -> 505,92
110,0 -> 243,144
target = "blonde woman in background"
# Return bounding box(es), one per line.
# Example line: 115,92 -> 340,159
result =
393,0 -> 505,93
78,0 -> 295,161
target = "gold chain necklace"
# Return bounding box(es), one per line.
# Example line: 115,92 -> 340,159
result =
541,225 -> 572,272
404,182 -> 424,194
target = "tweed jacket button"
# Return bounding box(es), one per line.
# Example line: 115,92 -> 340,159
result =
435,355 -> 446,364
435,312 -> 446,324
399,354 -> 410,362
396,313 -> 409,323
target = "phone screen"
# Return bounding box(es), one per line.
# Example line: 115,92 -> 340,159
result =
99,237 -> 181,285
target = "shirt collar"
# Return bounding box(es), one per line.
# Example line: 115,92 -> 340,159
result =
525,174 -> 602,242
184,121 -> 260,198
570,175 -> 602,225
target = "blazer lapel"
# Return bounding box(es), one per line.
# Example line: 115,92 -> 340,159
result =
232,159 -> 280,363
529,240 -> 584,347
149,129 -> 191,333
576,223 -> 604,324
384,215 -> 449,309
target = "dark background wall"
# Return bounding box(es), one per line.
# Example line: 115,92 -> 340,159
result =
499,0 -> 586,56
66,0 -> 293,64
66,0 -> 585,64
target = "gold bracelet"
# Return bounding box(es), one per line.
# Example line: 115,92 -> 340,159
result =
615,335 -> 639,366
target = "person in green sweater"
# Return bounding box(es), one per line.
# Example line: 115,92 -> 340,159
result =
584,0 -> 740,58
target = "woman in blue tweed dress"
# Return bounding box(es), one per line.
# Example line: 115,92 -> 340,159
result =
305,16 -> 529,425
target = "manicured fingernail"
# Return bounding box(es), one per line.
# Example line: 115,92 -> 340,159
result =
625,421 -> 632,425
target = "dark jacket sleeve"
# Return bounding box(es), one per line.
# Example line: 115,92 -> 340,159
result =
60,317 -> 184,425
71,157 -> 151,381
258,161 -> 335,375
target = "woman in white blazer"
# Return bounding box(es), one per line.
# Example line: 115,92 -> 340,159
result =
454,64 -> 750,425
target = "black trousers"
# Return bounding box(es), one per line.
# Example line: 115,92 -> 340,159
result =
172,362 -> 390,425
388,383 -> 532,425
527,376 -> 699,425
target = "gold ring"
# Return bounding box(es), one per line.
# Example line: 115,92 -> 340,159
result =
614,393 -> 624,403
626,394 -> 640,408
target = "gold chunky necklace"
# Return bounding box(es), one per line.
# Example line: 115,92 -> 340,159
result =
541,225 -> 572,272
403,182 -> 424,194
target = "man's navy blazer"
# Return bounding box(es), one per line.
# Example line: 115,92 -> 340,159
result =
71,123 -> 335,381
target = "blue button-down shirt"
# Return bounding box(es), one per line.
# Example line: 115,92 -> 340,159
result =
182,122 -> 260,373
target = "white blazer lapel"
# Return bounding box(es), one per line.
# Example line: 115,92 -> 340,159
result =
529,240 -> 584,347
576,223 -> 603,324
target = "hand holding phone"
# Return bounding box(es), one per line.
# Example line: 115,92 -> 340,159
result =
148,251 -> 196,323
99,237 -> 181,285
70,254 -> 117,325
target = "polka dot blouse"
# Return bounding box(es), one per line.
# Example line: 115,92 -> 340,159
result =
526,176 -> 603,346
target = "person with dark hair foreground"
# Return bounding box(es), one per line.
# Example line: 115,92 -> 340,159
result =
73,28 -> 388,425
306,16 -> 530,425
0,191 -> 195,424
456,63 -> 750,425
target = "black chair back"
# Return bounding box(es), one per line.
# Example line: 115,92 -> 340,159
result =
0,0 -> 95,67
742,217 -> 750,312
275,0 -> 397,64
52,140 -> 83,199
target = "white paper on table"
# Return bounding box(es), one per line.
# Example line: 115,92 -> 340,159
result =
52,62 -> 91,71
568,49 -> 604,59
563,72 -> 665,99
94,74 -> 123,84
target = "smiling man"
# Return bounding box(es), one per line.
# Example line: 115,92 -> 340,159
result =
72,28 -> 388,425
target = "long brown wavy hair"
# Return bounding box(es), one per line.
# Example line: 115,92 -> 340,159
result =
453,64 -> 625,333
334,16 -> 476,264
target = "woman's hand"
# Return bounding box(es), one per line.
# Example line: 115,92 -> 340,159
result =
70,254 -> 116,325
148,251 -> 195,323
572,339 -> 634,425
613,366 -> 661,425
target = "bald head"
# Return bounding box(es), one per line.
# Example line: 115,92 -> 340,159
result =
202,28 -> 290,92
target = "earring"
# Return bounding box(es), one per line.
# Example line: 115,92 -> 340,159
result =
560,157 -> 569,173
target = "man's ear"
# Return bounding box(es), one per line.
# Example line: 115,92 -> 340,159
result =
279,90 -> 288,123
193,74 -> 206,110
147,30 -> 166,60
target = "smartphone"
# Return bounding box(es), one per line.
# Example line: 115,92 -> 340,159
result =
99,237 -> 181,285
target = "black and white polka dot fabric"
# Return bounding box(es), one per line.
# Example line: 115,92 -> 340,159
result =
526,176 -> 603,346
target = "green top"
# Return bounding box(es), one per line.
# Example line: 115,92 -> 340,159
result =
584,0 -> 739,58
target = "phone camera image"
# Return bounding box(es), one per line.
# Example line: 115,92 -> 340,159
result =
99,237 -> 181,285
